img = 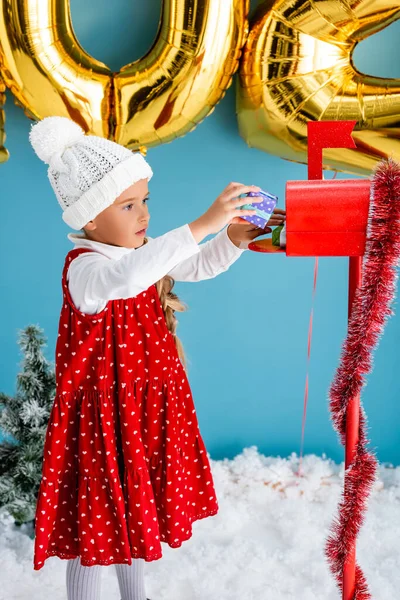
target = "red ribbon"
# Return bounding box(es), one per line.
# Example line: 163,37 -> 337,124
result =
297,170 -> 339,476
297,256 -> 319,476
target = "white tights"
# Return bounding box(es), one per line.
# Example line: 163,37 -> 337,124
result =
66,557 -> 147,600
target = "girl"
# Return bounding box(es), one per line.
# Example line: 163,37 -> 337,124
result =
29,116 -> 285,600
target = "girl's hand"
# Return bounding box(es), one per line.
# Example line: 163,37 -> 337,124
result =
227,207 -> 286,247
189,182 -> 263,243
227,223 -> 270,247
267,207 -> 286,226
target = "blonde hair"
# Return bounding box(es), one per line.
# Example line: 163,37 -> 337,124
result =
155,275 -> 187,368
143,238 -> 187,367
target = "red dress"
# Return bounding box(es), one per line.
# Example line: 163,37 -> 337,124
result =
33,248 -> 219,570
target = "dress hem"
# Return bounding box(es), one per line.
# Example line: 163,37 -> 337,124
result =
33,507 -> 219,570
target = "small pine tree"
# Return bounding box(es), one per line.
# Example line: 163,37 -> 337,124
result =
0,325 -> 55,524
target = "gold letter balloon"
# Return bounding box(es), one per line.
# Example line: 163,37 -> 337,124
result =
0,0 -> 249,160
237,0 -> 400,175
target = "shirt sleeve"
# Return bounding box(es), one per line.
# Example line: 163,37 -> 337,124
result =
67,224 -> 200,314
167,226 -> 246,282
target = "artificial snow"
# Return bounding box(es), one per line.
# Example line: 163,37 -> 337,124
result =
1,448 -> 399,600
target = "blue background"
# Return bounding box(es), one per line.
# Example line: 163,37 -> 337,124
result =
1,0 -> 399,464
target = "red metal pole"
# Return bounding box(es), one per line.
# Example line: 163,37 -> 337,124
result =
306,121 -> 363,599
342,255 -> 363,600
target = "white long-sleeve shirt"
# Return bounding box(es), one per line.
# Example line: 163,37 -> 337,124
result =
66,224 -> 246,314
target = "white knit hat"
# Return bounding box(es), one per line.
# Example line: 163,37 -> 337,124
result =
29,116 -> 153,230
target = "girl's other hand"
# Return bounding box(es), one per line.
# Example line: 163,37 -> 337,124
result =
189,182 -> 263,243
267,207 -> 286,227
227,207 -> 286,247
227,223 -> 270,247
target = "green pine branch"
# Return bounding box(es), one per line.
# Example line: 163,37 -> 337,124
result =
0,325 -> 55,524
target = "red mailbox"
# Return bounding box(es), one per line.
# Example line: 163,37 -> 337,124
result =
285,179 -> 370,257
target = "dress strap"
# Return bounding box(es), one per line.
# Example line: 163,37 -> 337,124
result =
62,248 -> 96,289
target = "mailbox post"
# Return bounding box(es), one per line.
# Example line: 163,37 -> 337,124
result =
249,121 -> 369,600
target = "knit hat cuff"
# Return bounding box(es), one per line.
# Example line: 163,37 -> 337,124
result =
62,153 -> 153,230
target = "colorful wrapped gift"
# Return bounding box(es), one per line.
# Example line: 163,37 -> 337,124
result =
272,224 -> 284,246
239,190 -> 278,229
272,223 -> 286,247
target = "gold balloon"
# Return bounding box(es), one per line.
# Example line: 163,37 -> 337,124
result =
0,77 -> 7,163
237,0 -> 400,175
0,0 -> 249,160
0,1 -> 112,137
113,1 -> 249,148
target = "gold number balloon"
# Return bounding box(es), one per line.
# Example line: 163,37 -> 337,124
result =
0,76 -> 7,163
0,1 -> 112,137
0,0 -> 249,160
237,0 -> 400,175
113,1 -> 249,148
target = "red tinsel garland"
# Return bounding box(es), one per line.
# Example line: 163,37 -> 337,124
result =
325,159 -> 400,599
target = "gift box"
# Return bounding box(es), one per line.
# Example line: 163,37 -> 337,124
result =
239,190 -> 277,229
272,223 -> 286,247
